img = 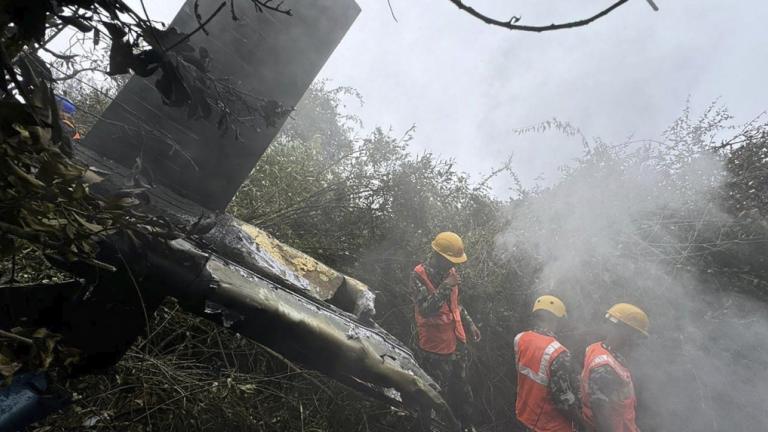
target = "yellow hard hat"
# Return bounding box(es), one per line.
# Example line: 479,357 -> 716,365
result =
431,232 -> 467,264
606,303 -> 649,336
532,295 -> 567,318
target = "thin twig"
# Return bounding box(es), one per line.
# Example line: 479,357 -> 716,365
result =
254,343 -> 335,398
252,0 -> 293,16
139,0 -> 166,51
475,154 -> 514,190
130,384 -> 212,422
387,0 -> 399,23
138,304 -> 180,350
165,2 -> 227,52
117,250 -> 152,352
53,66 -> 109,81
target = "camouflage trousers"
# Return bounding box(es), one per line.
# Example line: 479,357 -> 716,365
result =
418,344 -> 476,429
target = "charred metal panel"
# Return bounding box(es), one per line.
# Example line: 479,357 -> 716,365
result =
75,146 -> 374,317
211,216 -> 345,299
166,240 -> 448,412
82,0 -> 360,210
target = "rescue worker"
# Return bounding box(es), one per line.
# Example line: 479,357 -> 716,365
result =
411,232 -> 481,432
581,303 -> 649,432
514,295 -> 582,432
55,95 -> 81,142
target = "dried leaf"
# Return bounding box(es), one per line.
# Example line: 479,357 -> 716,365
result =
73,213 -> 104,233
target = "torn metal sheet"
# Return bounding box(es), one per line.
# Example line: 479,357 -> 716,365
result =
342,276 -> 377,318
204,215 -> 376,319
207,215 -> 343,299
153,238 -> 454,421
204,300 -> 244,328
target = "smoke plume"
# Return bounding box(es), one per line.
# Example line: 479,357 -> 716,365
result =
496,114 -> 768,431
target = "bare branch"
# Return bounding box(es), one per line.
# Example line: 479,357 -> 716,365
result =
53,66 -> 109,81
476,154 -> 514,190
646,0 -> 660,12
447,0 -> 634,33
39,45 -> 77,61
387,0 -> 399,23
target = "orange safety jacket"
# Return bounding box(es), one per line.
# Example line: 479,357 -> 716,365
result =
580,342 -> 639,432
514,331 -> 574,432
61,118 -> 81,141
413,264 -> 466,354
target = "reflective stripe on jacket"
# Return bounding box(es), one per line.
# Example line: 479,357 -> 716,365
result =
413,263 -> 466,354
514,331 -> 573,432
580,342 -> 639,432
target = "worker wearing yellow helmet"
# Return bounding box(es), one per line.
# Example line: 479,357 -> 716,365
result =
55,94 -> 81,143
514,295 -> 582,432
411,232 -> 480,432
581,303 -> 649,432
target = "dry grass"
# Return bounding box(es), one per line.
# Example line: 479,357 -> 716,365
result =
33,301 -> 415,432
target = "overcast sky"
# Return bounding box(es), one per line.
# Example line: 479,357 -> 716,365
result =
129,0 -> 768,195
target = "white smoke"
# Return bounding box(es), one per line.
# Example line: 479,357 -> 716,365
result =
496,111 -> 768,431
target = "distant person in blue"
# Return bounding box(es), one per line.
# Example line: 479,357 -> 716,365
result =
55,95 -> 81,142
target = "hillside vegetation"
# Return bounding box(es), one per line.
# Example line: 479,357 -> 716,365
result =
23,81 -> 768,431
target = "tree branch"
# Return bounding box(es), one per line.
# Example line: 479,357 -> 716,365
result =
475,154 -> 514,190
447,0 -> 633,33
387,0 -> 399,23
53,66 -> 109,81
165,2 -> 227,52
251,0 -> 293,16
